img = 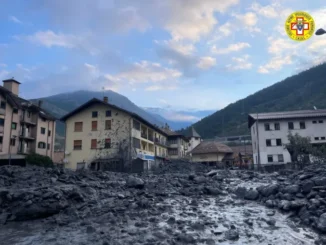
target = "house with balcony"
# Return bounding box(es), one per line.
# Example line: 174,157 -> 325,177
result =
60,97 -> 169,171
248,110 -> 326,168
0,79 -> 56,165
162,126 -> 189,159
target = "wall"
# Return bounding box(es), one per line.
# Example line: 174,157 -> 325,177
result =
192,153 -> 225,163
35,116 -> 55,158
251,117 -> 326,165
187,137 -> 201,153
65,103 -> 131,170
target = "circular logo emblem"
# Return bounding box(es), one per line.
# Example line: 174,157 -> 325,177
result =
285,11 -> 315,41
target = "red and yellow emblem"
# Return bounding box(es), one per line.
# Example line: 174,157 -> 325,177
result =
285,11 -> 315,41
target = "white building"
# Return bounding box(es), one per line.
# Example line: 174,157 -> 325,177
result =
186,127 -> 202,154
248,110 -> 326,167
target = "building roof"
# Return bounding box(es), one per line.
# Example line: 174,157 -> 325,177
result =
60,98 -> 169,136
191,140 -> 233,154
248,109 -> 326,128
0,83 -> 56,120
161,127 -> 188,140
230,145 -> 253,155
3,78 -> 21,84
188,127 -> 201,138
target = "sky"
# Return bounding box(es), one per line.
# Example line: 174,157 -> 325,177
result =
0,0 -> 326,112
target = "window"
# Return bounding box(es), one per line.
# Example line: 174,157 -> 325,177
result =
0,136 -> 2,144
73,140 -> 82,150
105,120 -> 111,130
313,121 -> 317,124
92,111 -> 98,118
27,111 -> 31,118
38,142 -> 46,149
0,119 -> 4,126
48,130 -> 51,136
319,120 -> 324,123
321,137 -> 326,140
300,122 -> 305,129
315,137 -> 319,140
169,149 -> 178,155
41,127 -> 46,134
91,139 -> 97,149
274,123 -> 280,130
276,139 -> 282,146
264,123 -> 270,131
133,137 -> 140,149
253,127 -> 255,134
42,117 -> 46,122
254,142 -> 256,150
266,139 -> 271,146
47,144 -> 50,150
0,101 -> 6,109
74,122 -> 83,132
13,108 -> 18,114
267,155 -> 273,163
133,120 -> 140,130
288,122 -> 294,130
91,121 -> 97,131
104,138 -> 111,148
106,110 -> 111,117
11,122 -> 17,130
10,138 -> 15,146
278,154 -> 284,163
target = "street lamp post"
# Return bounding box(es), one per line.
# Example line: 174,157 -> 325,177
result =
8,135 -> 17,166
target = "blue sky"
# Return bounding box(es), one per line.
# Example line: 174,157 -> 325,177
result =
0,0 -> 326,112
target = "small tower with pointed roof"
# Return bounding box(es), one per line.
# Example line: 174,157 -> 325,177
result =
186,126 -> 202,153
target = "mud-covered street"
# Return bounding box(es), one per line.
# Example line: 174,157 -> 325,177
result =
0,162 -> 326,245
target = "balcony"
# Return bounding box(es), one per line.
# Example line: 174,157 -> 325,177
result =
154,138 -> 167,147
0,108 -> 5,115
19,130 -> 35,140
18,147 -> 33,155
20,115 -> 36,126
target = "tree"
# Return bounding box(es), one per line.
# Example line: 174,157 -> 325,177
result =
284,132 -> 312,169
26,153 -> 54,168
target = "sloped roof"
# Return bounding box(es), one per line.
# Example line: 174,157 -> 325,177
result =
60,98 -> 169,136
191,140 -> 233,154
189,127 -> 201,138
230,145 -> 253,155
0,84 -> 56,120
248,109 -> 326,128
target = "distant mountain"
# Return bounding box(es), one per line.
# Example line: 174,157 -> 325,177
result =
31,90 -> 167,139
143,107 -> 215,130
180,63 -> 326,139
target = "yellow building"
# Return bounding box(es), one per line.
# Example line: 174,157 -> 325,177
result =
60,97 -> 168,171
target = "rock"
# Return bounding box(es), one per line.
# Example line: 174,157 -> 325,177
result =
266,218 -> 276,226
278,200 -> 291,211
314,177 -> 326,186
188,174 -> 195,181
126,176 -> 145,189
194,176 -> 206,184
235,187 -> 246,198
244,218 -> 253,226
266,210 -> 275,216
0,212 -> 8,225
204,187 -> 222,196
213,175 -> 225,181
50,177 -> 57,184
317,213 -> 326,232
225,229 -> 239,241
87,225 -> 96,233
258,184 -> 279,197
299,174 -> 314,181
244,189 -> 259,200
289,200 -> 307,209
284,185 -> 300,194
176,233 -> 196,243
205,170 -> 218,177
265,200 -> 275,208
301,181 -> 314,194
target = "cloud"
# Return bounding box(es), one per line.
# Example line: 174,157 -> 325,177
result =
232,12 -> 261,32
107,60 -> 182,84
155,39 -> 195,56
212,42 -> 251,54
164,112 -> 200,122
0,64 -> 7,68
9,16 -> 23,24
250,2 -> 279,18
258,55 -> 293,73
145,84 -> 178,91
197,57 -> 216,69
226,55 -> 252,71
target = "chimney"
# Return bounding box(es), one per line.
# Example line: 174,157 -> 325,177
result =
103,96 -> 108,103
38,100 -> 43,108
3,78 -> 20,96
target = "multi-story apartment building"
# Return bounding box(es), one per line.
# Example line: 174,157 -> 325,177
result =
61,97 -> 169,171
248,110 -> 326,167
0,79 -> 56,164
163,127 -> 188,159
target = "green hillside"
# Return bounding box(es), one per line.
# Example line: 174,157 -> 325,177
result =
181,63 -> 326,139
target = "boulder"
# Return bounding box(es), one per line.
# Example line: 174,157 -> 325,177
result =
314,177 -> 326,186
257,184 -> 279,197
244,189 -> 259,200
225,229 -> 239,241
235,187 -> 247,199
284,185 -> 300,194
205,170 -> 218,177
289,200 -> 307,209
126,176 -> 145,189
203,187 -> 222,196
176,233 -> 196,244
278,200 -> 291,211
194,176 -> 206,184
301,181 -> 314,194
317,213 -> 326,232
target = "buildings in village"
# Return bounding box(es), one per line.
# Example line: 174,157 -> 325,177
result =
186,127 -> 202,154
162,127 -> 188,159
248,110 -> 326,167
0,79 -> 56,164
60,97 -> 171,171
229,145 -> 253,168
190,140 -> 233,165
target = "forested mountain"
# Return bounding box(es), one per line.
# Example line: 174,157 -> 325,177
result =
181,63 -> 326,139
